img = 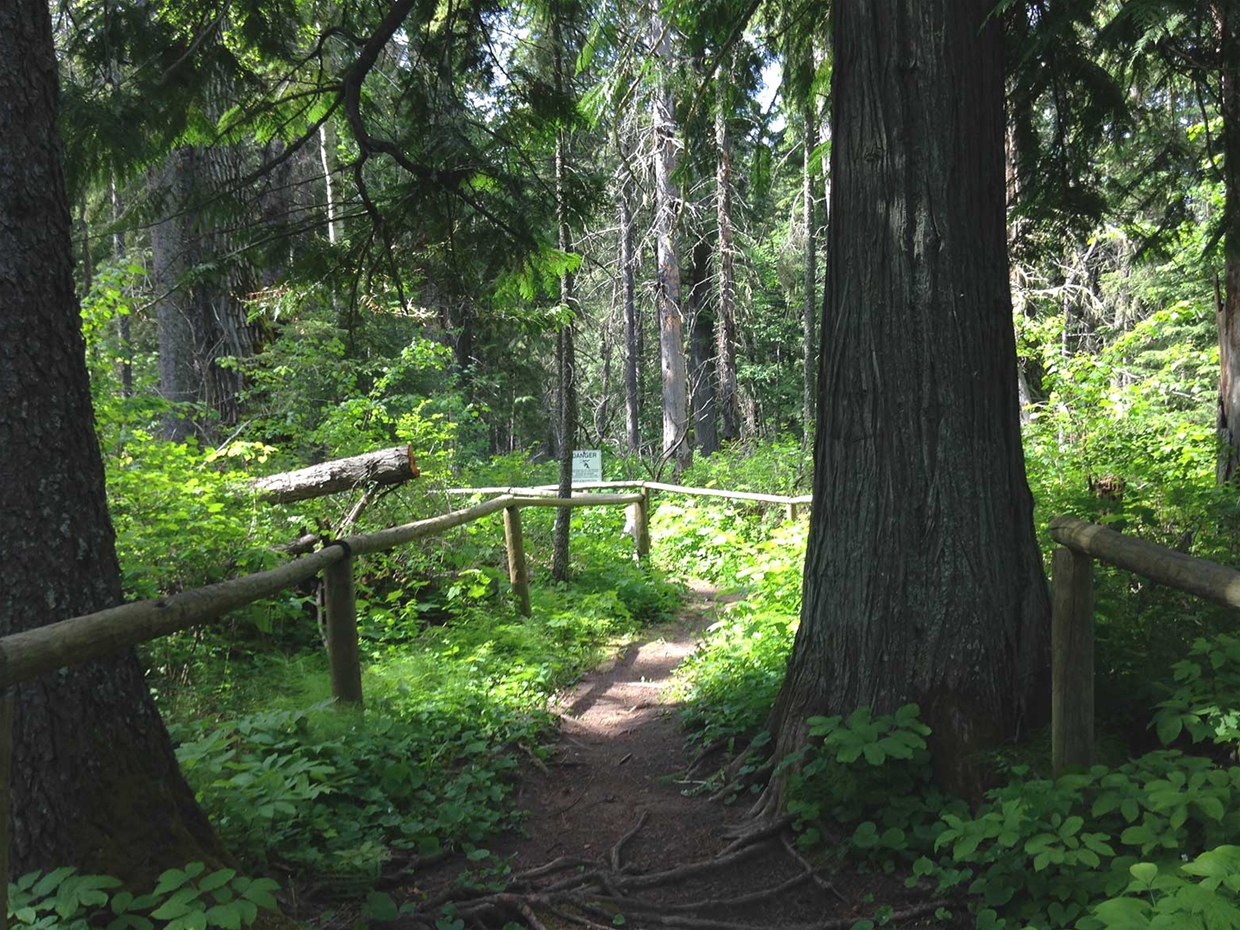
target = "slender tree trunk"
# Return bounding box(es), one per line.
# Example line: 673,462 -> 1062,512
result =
112,174 -> 134,397
801,100 -> 818,441
764,0 -> 1050,803
320,122 -> 338,245
651,5 -> 691,474
715,64 -> 741,443
0,0 -> 223,885
552,6 -> 577,581
689,239 -> 719,456
1217,1 -> 1240,485
618,130 -> 641,455
149,148 -> 199,443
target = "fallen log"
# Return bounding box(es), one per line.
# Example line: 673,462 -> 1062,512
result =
252,445 -> 420,504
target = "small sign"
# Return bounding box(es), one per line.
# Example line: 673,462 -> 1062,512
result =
572,449 -> 602,483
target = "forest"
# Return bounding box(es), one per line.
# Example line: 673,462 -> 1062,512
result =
6,0 -> 1240,927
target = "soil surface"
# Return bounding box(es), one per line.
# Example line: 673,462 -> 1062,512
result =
385,582 -> 965,929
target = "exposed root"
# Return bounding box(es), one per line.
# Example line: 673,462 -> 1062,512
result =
405,819 -> 946,930
684,735 -> 732,777
780,834 -> 847,904
616,837 -> 773,890
610,809 -> 650,871
718,814 -> 794,856
708,757 -> 772,803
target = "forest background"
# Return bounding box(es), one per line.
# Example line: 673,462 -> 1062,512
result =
9,0 -> 1240,929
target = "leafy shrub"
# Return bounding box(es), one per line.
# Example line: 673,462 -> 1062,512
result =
1154,634 -> 1240,750
8,864 -> 278,930
924,751 -> 1240,928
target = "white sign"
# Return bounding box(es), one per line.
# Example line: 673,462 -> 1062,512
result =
572,449 -> 602,483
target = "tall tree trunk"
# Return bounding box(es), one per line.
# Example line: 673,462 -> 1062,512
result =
689,239 -> 719,456
320,121 -> 339,245
0,0 -> 223,884
714,65 -> 741,444
149,148 -> 200,443
651,5 -> 691,474
112,174 -> 134,397
149,137 -> 260,443
552,6 -> 577,582
618,128 -> 641,455
1217,1 -> 1240,485
764,0 -> 1050,803
801,100 -> 818,441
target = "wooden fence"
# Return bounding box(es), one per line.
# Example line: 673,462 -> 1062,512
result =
0,479 -> 810,921
1049,515 -> 1240,774
20,478 -> 1227,905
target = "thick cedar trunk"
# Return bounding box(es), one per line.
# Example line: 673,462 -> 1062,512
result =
552,10 -> 577,582
0,0 -> 222,883
651,6 -> 691,474
618,134 -> 641,455
714,71 -> 742,444
802,101 -> 818,440
767,0 -> 1050,798
1217,2 -> 1240,485
689,240 -> 719,456
252,445 -> 420,503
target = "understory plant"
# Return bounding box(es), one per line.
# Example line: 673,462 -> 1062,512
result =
7,863 -> 279,930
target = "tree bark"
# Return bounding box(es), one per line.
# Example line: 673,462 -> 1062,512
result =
801,98 -> 818,441
1217,1 -> 1240,485
618,128 -> 641,455
651,4 -> 691,474
552,4 -> 577,582
252,445 -> 420,503
766,0 -> 1050,800
0,0 -> 223,884
112,173 -> 134,397
689,239 -> 719,456
149,123 -> 262,444
715,63 -> 742,444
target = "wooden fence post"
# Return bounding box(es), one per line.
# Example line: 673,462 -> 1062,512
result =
1052,545 -> 1094,775
785,502 -> 798,521
0,692 -> 11,930
323,554 -> 364,706
504,506 -> 532,617
633,489 -> 651,560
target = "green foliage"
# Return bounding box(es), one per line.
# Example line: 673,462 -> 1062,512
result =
1153,635 -> 1240,750
670,517 -> 806,745
167,551 -> 664,881
8,864 -> 278,930
786,705 -> 944,856
172,702 -> 530,880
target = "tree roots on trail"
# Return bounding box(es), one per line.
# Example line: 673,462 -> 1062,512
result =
406,811 -> 946,930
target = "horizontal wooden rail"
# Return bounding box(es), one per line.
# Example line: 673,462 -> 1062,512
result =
1049,515 -> 1240,775
446,481 -> 813,509
1050,516 -> 1240,609
0,495 -> 520,691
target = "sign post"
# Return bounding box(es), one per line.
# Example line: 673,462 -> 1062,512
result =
572,449 -> 602,483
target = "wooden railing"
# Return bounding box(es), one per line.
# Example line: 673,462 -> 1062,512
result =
448,480 -> 814,520
0,487 -> 663,922
0,474 -> 811,910
1049,515 -> 1240,775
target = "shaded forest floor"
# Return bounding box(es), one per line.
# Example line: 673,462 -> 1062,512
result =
304,583 -> 963,930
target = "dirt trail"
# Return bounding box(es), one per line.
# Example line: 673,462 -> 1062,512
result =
503,579 -> 734,872
410,582 -> 958,929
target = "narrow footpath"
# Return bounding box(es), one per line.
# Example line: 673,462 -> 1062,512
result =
407,583 -> 958,930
